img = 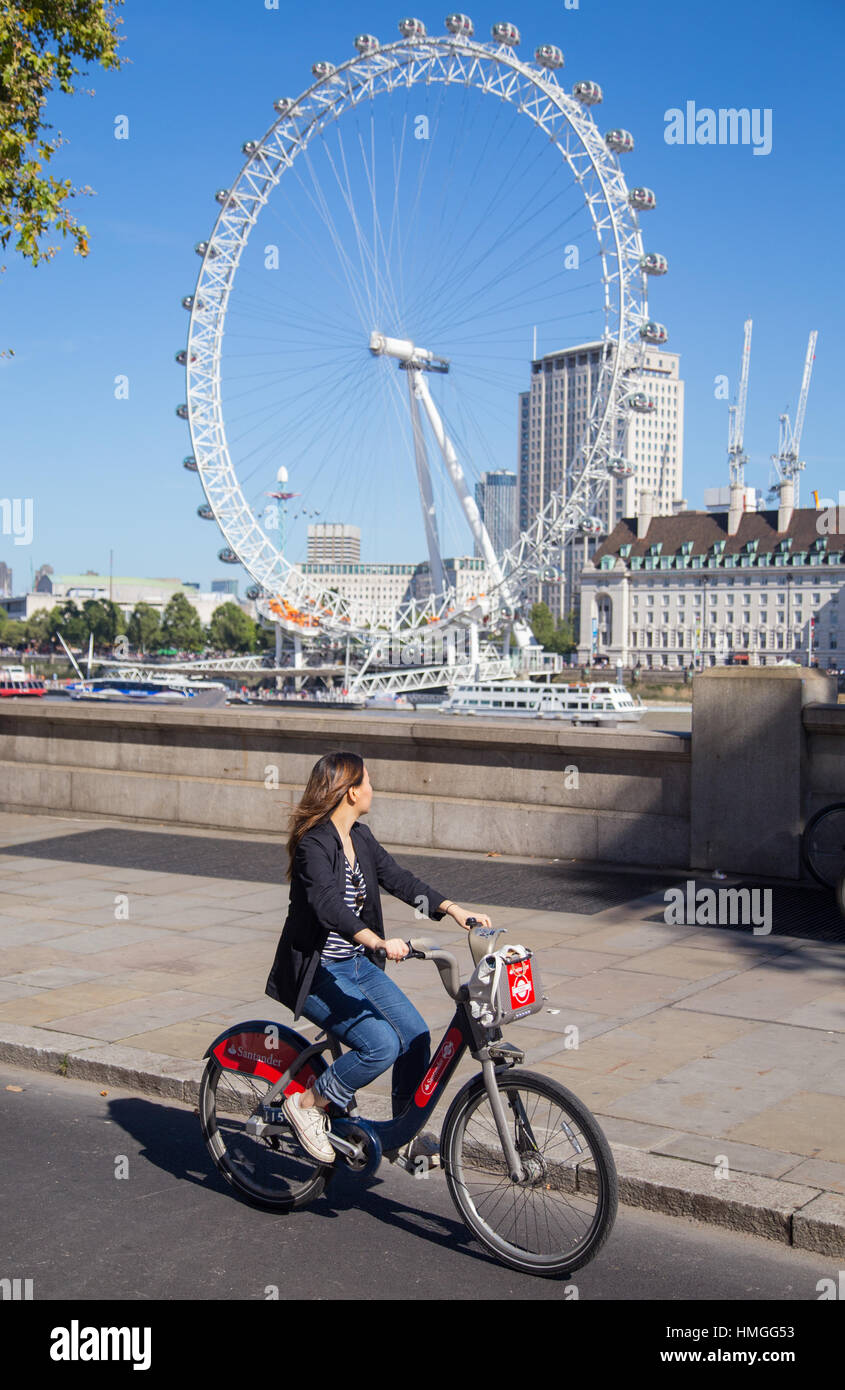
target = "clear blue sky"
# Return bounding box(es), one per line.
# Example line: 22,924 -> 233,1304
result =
1,0 -> 842,591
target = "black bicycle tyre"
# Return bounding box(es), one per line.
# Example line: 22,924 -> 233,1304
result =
199,1053 -> 334,1213
801,802 -> 845,888
441,1069 -> 618,1278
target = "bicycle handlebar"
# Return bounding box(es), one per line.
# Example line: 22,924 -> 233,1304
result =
373,918 -> 482,999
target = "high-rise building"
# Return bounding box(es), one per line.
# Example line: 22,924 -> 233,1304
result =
518,340 -> 684,617
703,485 -> 763,514
0,562 -> 12,597
474,470 -> 518,559
307,522 -> 361,564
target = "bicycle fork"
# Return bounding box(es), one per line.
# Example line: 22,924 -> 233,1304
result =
480,1060 -> 525,1183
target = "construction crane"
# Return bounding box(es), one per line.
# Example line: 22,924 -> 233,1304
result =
768,331 -> 818,508
728,318 -> 753,487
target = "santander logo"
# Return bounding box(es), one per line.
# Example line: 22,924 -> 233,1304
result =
414,1028 -> 462,1106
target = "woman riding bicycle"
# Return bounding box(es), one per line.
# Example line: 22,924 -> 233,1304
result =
265,751 -> 491,1165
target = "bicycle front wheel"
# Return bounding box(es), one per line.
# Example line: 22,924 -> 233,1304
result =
442,1070 -> 617,1278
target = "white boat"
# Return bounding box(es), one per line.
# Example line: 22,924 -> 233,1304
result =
66,676 -> 230,708
365,693 -> 413,710
434,680 -> 645,724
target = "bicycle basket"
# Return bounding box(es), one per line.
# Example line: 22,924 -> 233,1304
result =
465,944 -> 543,1027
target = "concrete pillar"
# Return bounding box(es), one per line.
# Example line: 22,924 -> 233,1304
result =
637,490 -> 654,540
623,473 -> 636,518
690,666 -> 835,878
778,478 -> 795,534
728,482 -> 745,536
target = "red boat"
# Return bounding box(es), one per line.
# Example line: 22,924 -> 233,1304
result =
0,665 -> 47,697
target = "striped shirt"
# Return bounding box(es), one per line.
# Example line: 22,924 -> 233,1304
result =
320,855 -> 368,961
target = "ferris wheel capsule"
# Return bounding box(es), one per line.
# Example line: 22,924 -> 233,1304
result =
218,548 -> 240,564
610,457 -> 635,478
536,44 -> 564,69
492,22 -> 520,45
628,187 -> 656,212
273,98 -> 295,115
640,320 -> 668,344
175,349 -> 197,366
606,129 -> 634,154
175,404 -> 189,419
194,241 -> 219,259
197,505 -> 214,520
573,80 -> 602,105
445,14 -> 474,37
629,392 -> 657,413
399,17 -> 426,37
640,252 -> 668,275
215,189 -> 231,205
354,34 -> 379,54
246,584 -> 261,601
312,61 -> 336,79
182,296 -> 204,311
579,516 -> 604,536
183,456 -> 198,472
242,140 -> 259,157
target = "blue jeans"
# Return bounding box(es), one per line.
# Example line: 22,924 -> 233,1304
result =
300,955 -> 430,1116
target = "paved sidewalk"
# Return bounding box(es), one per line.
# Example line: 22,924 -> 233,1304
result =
1,809 -> 843,1256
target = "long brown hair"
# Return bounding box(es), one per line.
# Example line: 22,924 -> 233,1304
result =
286,751 -> 365,878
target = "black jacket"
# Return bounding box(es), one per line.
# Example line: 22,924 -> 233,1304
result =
265,819 -> 450,1019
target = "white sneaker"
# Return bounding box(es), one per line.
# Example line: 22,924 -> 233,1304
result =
388,1131 -> 442,1170
282,1091 -> 335,1164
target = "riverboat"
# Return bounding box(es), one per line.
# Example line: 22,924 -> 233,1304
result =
0,666 -> 47,697
434,680 -> 644,724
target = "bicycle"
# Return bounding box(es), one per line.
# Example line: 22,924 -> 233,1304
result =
801,802 -> 845,890
198,923 -> 618,1278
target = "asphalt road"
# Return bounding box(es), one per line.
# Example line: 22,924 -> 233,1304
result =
1,1064 -> 837,1308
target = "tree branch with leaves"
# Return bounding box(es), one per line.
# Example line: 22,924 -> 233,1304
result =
0,0 -> 126,273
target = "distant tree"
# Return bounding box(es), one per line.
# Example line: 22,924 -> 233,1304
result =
127,602 -> 161,654
0,1 -> 126,271
160,592 -> 204,652
208,602 -> 257,654
1,618 -> 27,648
55,599 -> 87,646
254,622 -> 274,653
81,598 -> 124,646
24,605 -> 66,649
529,600 -> 577,656
529,601 -> 556,648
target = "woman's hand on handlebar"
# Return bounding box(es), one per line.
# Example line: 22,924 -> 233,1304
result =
449,906 -> 492,931
382,937 -> 411,961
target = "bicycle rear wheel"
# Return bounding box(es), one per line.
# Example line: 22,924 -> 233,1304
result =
442,1069 -> 617,1278
801,803 -> 845,888
199,1024 -> 334,1212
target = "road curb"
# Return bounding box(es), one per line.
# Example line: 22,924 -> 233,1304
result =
2,1028 -> 843,1258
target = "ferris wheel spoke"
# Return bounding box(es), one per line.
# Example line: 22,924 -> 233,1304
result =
291,145 -> 378,333
317,125 -> 382,329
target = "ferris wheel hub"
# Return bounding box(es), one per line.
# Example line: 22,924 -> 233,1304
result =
369,331 -> 449,373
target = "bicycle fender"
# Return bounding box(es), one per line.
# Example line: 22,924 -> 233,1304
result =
205,1019 -> 317,1085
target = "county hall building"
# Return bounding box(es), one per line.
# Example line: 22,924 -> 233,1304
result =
577,482 -> 844,670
